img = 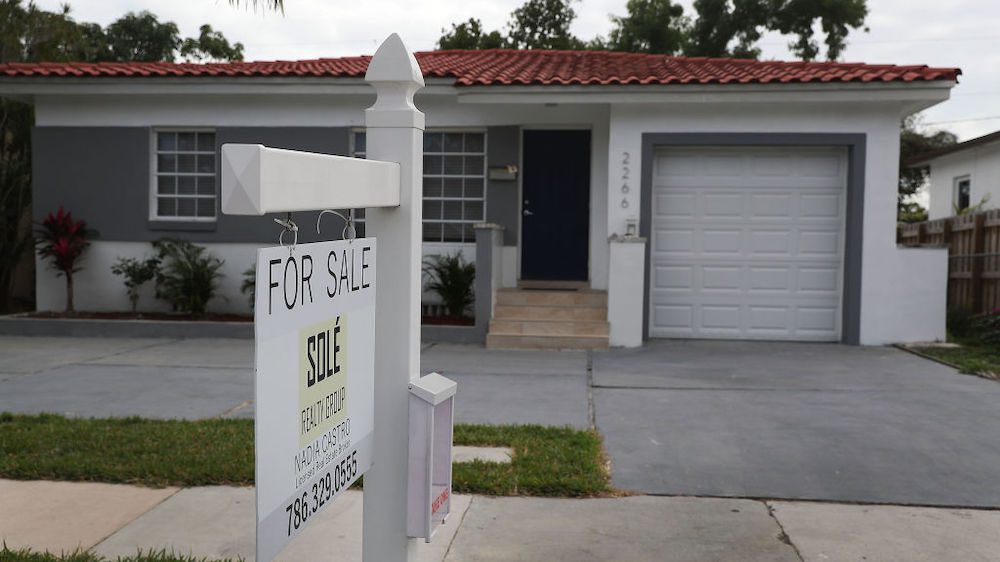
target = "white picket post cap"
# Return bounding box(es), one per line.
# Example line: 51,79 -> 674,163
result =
365,33 -> 425,130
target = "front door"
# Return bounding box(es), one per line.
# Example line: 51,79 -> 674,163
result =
521,130 -> 591,281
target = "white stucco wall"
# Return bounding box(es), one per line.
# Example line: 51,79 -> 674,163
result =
926,144 -> 1000,219
608,101 -> 946,345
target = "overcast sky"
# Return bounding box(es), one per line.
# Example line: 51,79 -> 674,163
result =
35,0 -> 1000,141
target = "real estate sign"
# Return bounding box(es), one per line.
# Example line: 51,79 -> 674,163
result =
254,238 -> 376,562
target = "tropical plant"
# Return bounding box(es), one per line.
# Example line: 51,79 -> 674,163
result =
241,264 -> 256,310
423,253 -> 476,318
35,207 -> 93,313
954,193 -> 992,216
111,255 -> 161,312
973,309 -> 1000,345
152,239 -> 224,316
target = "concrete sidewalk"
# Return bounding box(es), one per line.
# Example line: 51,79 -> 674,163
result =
3,479 -> 999,562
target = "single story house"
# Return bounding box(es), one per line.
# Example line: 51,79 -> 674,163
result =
0,49 -> 959,347
908,129 -> 1000,219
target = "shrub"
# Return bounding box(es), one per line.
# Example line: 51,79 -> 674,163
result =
35,207 -> 94,313
111,256 -> 161,312
973,309 -> 1000,345
152,239 -> 224,316
947,308 -> 976,340
241,264 -> 255,310
422,253 -> 475,318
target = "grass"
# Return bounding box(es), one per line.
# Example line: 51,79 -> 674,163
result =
0,414 -> 611,497
452,425 -> 609,496
909,339 -> 1000,380
0,547 -> 239,562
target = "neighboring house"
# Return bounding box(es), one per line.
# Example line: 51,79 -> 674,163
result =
908,130 -> 1000,219
0,50 -> 960,346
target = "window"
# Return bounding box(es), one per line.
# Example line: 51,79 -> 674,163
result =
954,176 -> 971,212
352,130 -> 486,243
422,131 -> 486,242
153,131 -> 216,220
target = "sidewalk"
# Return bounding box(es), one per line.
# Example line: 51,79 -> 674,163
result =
4,479 -> 999,562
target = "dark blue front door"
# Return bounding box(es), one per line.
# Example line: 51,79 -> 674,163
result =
520,130 -> 591,281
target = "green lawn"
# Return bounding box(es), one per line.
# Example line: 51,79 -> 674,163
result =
0,414 -> 610,497
908,340 -> 1000,380
0,548 -> 238,562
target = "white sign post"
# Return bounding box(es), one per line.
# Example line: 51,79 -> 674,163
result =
221,33 -> 430,562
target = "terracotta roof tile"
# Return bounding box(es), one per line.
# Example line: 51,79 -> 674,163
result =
0,50 -> 961,86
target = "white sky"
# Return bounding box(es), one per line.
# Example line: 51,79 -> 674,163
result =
35,0 -> 1000,141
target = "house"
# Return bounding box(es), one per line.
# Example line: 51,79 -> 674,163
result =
0,49 -> 959,347
908,130 -> 1000,219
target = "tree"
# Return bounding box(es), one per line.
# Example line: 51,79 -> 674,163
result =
104,11 -> 180,62
506,0 -> 584,50
686,0 -> 868,60
437,0 -> 868,60
438,18 -> 505,50
606,0 -> 689,55
769,0 -> 869,61
0,1 -> 244,312
181,24 -> 245,62
898,116 -> 957,223
686,0 -> 769,59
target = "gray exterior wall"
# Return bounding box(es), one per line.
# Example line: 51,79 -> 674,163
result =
485,126 -> 520,246
32,126 -> 350,243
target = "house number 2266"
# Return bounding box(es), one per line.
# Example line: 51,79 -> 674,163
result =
621,152 -> 630,208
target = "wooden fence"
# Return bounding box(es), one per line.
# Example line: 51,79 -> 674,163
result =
898,209 -> 1000,314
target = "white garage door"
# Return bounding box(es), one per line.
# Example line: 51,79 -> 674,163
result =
649,146 -> 846,341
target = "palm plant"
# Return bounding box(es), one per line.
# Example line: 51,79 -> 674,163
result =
35,207 -> 94,313
152,239 -> 224,316
228,0 -> 284,11
422,253 -> 475,318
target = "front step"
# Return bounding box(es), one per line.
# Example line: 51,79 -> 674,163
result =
487,288 -> 609,350
495,288 -> 607,308
486,333 -> 609,351
494,304 -> 606,322
489,319 -> 609,337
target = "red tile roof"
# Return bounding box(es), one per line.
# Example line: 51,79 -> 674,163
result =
0,49 -> 961,86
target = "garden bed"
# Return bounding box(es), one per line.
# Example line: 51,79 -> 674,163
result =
27,311 -> 252,322
904,340 -> 1000,381
420,314 -> 474,326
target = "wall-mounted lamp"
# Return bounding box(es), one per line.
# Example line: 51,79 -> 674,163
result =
625,216 -> 638,238
488,165 -> 518,181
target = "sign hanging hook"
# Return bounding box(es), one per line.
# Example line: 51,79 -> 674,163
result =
316,209 -> 357,243
274,212 -> 298,253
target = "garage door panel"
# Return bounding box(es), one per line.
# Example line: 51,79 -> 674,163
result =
650,146 -> 845,342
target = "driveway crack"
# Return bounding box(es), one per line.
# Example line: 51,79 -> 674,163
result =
764,501 -> 805,562
586,350 -> 596,430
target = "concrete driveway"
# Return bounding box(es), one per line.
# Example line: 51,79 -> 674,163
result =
3,334 -> 998,509
593,340 -> 1000,508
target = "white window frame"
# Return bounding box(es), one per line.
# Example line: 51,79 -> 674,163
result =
953,175 -> 972,212
352,128 -> 488,244
149,128 -> 218,222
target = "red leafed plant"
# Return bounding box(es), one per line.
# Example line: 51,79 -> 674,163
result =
36,207 -> 94,313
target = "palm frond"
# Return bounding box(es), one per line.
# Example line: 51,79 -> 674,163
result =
227,0 -> 284,13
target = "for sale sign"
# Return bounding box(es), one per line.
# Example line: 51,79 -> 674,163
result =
254,239 -> 376,562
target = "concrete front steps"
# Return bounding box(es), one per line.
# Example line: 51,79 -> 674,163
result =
486,288 -> 609,350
